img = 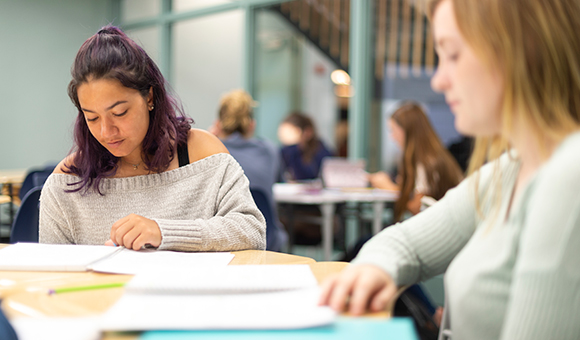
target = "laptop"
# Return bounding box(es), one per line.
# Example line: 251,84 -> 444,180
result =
320,157 -> 369,189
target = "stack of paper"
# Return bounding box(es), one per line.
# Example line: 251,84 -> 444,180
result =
99,265 -> 335,331
125,265 -> 318,293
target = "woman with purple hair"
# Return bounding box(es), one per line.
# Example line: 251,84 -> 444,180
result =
39,26 -> 266,251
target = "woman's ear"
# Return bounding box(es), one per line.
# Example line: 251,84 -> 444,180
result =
147,87 -> 154,107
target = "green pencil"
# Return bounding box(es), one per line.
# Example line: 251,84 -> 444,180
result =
48,282 -> 126,295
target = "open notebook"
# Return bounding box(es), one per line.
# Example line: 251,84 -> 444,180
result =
0,243 -> 234,274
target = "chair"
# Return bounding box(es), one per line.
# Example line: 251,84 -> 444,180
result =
10,186 -> 42,243
250,188 -> 281,252
19,169 -> 51,201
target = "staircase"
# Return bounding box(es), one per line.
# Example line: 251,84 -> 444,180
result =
269,0 -> 437,82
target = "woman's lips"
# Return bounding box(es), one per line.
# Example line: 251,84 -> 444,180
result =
107,139 -> 124,148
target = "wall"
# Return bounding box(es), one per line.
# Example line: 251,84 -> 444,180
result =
0,0 -> 111,170
173,10 -> 243,131
255,9 -> 337,149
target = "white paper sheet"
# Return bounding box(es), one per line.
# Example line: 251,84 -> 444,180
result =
0,243 -> 234,274
100,287 -> 335,331
125,265 -> 318,293
11,316 -> 101,340
89,249 -> 235,275
0,243 -> 121,272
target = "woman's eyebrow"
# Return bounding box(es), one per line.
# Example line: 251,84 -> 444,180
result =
81,100 -> 128,113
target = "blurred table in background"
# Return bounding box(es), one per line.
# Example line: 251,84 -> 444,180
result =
274,183 -> 397,261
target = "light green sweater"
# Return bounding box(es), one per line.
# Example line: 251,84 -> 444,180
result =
354,132 -> 580,339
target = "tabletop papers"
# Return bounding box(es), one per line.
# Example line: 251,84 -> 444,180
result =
0,243 -> 234,273
100,265 -> 335,331
100,287 -> 335,331
90,249 -> 235,275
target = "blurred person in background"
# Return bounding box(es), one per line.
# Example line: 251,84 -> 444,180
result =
278,112 -> 333,182
369,102 -> 463,222
211,89 -> 287,251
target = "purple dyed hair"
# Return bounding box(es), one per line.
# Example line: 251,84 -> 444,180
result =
65,25 -> 193,194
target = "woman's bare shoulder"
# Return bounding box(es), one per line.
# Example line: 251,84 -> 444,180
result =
52,154 -> 76,175
187,128 -> 230,163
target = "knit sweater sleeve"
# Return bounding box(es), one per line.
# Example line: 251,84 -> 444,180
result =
349,156 -> 511,285
499,148 -> 580,340
352,175 -> 478,285
39,181 -> 75,244
155,158 -> 267,252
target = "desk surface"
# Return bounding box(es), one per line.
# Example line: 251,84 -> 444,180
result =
0,244 -> 392,340
274,183 -> 398,204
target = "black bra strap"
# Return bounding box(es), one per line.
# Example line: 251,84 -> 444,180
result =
177,143 -> 190,167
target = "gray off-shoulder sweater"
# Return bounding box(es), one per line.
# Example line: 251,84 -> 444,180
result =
39,153 -> 266,252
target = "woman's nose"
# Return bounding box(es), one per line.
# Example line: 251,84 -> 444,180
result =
430,66 -> 448,93
101,117 -> 117,138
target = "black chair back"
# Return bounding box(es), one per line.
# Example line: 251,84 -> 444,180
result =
250,188 -> 279,251
11,186 -> 42,243
19,170 -> 51,201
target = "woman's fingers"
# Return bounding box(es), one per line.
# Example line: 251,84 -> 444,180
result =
369,281 -> 397,312
319,264 -> 395,315
122,226 -> 142,250
327,268 -> 358,312
110,214 -> 162,249
349,271 -> 385,315
318,273 -> 340,306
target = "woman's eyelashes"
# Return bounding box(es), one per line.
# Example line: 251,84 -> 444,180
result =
85,109 -> 128,122
113,109 -> 128,117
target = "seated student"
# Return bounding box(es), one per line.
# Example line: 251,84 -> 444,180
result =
369,101 -> 464,222
278,112 -> 333,181
277,112 -> 335,245
320,1 -> 580,339
39,26 -> 265,252
210,89 -> 288,251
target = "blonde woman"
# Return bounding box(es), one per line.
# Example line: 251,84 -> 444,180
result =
212,89 -> 287,251
320,0 -> 580,339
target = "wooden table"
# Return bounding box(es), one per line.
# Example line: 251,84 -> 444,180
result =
274,183 -> 398,260
0,244 -> 393,339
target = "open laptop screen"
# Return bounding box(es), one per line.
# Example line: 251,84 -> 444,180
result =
320,158 -> 369,189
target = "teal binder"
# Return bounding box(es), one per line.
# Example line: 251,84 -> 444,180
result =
139,317 -> 419,340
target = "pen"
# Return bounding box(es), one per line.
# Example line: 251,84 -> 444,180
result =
48,282 -> 126,295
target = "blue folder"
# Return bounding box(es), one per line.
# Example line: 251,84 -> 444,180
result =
139,317 -> 419,340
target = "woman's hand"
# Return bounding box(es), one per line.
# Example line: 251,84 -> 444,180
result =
368,171 -> 398,191
106,214 -> 162,250
318,264 -> 397,315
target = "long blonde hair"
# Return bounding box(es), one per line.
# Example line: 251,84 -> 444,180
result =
218,89 -> 255,137
427,0 -> 580,213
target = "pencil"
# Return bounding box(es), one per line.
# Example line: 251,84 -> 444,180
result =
48,282 -> 125,295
